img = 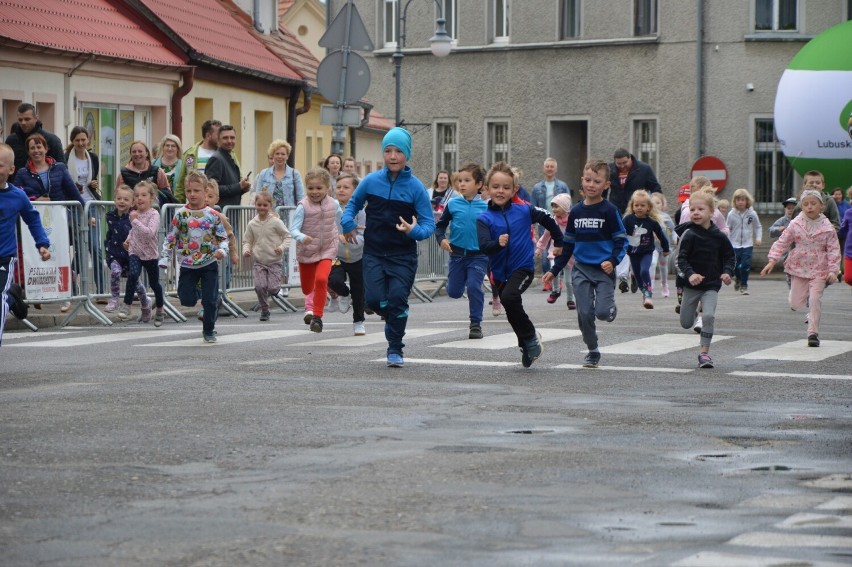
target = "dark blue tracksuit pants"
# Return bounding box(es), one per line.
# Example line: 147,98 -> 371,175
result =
363,253 -> 418,356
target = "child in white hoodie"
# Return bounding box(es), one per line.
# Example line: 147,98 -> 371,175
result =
726,188 -> 762,295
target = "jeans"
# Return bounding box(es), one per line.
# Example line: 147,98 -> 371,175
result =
734,246 -> 754,288
446,254 -> 488,324
363,253 -> 417,356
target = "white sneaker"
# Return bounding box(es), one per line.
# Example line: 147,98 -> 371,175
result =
693,316 -> 703,334
353,321 -> 366,336
277,288 -> 289,298
338,295 -> 351,313
328,296 -> 339,313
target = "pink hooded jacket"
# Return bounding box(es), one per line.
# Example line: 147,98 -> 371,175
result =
768,214 -> 840,279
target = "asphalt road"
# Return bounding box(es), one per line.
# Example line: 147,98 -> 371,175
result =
1,278 -> 851,566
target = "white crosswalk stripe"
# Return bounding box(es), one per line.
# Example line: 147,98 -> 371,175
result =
433,328 -> 580,350
599,333 -> 733,355
291,327 -> 452,347
555,364 -> 694,373
737,340 -> 852,362
8,329 -> 196,347
141,329 -> 311,347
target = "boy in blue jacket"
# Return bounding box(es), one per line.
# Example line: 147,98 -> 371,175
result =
477,161 -> 563,368
435,162 -> 489,339
341,127 -> 435,367
0,144 -> 51,345
544,159 -> 628,368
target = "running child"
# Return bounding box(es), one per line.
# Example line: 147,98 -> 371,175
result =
340,127 -> 435,367
650,192 -> 676,297
242,190 -> 291,321
104,184 -> 148,314
536,193 -> 575,309
761,190 -> 841,347
544,159 -> 627,369
0,143 -> 50,345
118,180 -> 165,326
327,172 -> 367,335
159,171 -> 229,343
622,189 -> 670,309
205,179 -> 240,267
479,161 -> 563,368
675,190 -> 735,368
290,167 -> 343,333
726,188 -> 762,295
435,161 -> 489,339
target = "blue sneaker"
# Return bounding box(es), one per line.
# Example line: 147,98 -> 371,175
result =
203,334 -> 217,343
386,353 -> 404,367
583,351 -> 601,368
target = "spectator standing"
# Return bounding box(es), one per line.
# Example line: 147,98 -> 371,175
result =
174,119 -> 221,203
115,140 -> 174,206
531,158 -> 571,283
831,187 -> 849,218
204,125 -> 250,209
4,103 -> 64,172
153,135 -> 183,194
322,154 -> 342,190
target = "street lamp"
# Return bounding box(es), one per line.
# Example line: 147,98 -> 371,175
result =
393,0 -> 453,126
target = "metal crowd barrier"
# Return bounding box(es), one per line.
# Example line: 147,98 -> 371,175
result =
412,237 -> 450,302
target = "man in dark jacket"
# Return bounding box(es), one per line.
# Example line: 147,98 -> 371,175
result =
4,103 -> 65,172
204,125 -> 250,208
606,149 -> 661,214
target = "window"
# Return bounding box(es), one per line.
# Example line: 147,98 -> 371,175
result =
753,117 -> 795,213
492,0 -> 510,42
634,0 -> 657,36
305,133 -> 314,172
632,119 -> 657,173
384,0 -> 398,47
438,0 -> 457,40
755,0 -> 797,31
435,122 -> 458,173
561,0 -> 581,39
486,121 -> 510,166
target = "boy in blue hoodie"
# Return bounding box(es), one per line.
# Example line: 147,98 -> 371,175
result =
435,162 -> 489,339
544,159 -> 628,368
478,161 -> 563,368
341,127 -> 435,367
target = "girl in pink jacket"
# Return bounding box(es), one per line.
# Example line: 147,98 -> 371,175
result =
289,168 -> 343,333
761,190 -> 841,347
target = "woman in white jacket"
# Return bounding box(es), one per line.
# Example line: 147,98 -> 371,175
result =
727,188 -> 762,295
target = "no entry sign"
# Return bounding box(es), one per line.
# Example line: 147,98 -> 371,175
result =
690,156 -> 728,192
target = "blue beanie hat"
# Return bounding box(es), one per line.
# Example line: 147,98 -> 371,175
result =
382,127 -> 412,160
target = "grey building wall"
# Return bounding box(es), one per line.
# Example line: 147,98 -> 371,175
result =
330,0 -> 845,211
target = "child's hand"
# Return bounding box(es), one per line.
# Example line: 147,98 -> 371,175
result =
213,249 -> 225,260
755,240 -> 762,247
760,261 -> 775,276
600,260 -> 613,274
440,240 -> 452,253
244,250 -> 252,257
542,272 -> 554,286
38,246 -> 51,261
89,217 -> 97,227
498,234 -> 509,247
339,234 -> 347,244
273,247 -> 282,255
396,216 -> 417,234
534,250 -> 541,259
552,247 -> 562,257
129,210 -> 138,221
663,251 -> 670,257
230,253 -> 239,265
688,273 -> 704,285
721,273 -> 732,285
123,241 -> 130,250
827,273 -> 838,284
344,229 -> 359,243
302,235 -> 314,245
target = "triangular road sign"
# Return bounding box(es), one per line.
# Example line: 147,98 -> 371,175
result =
320,3 -> 374,51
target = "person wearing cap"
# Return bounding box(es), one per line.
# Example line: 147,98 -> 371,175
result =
340,127 -> 435,368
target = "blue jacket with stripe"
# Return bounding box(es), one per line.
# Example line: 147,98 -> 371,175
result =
435,194 -> 488,254
341,166 -> 435,257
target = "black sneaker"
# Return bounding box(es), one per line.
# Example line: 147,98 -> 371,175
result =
618,279 -> 629,293
310,316 -> 323,333
520,331 -> 543,368
807,334 -> 820,347
469,323 -> 483,339
630,278 -> 638,293
7,282 -> 28,320
606,304 -> 618,323
583,351 -> 601,368
259,310 -> 270,322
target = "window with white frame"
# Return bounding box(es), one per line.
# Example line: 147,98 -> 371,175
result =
561,0 -> 581,39
435,122 -> 458,173
487,121 -> 510,166
438,0 -> 457,40
492,0 -> 510,42
755,0 -> 798,31
632,119 -> 658,173
634,0 -> 657,36
753,117 -> 795,213
383,0 -> 398,47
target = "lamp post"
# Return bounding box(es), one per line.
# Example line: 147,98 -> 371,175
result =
393,0 -> 452,126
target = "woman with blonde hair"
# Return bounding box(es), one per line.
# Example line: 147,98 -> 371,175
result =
153,134 -> 183,194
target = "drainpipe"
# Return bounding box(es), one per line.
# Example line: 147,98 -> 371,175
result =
171,68 -> 194,140
696,0 -> 705,159
288,85 -> 312,167
253,0 -> 265,32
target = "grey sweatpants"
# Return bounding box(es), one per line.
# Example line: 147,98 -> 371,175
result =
572,262 -> 618,351
680,287 -> 718,348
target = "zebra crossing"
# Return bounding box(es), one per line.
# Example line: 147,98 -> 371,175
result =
5,323 -> 851,379
673,475 -> 852,567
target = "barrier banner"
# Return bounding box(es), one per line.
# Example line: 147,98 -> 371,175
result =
21,204 -> 72,300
